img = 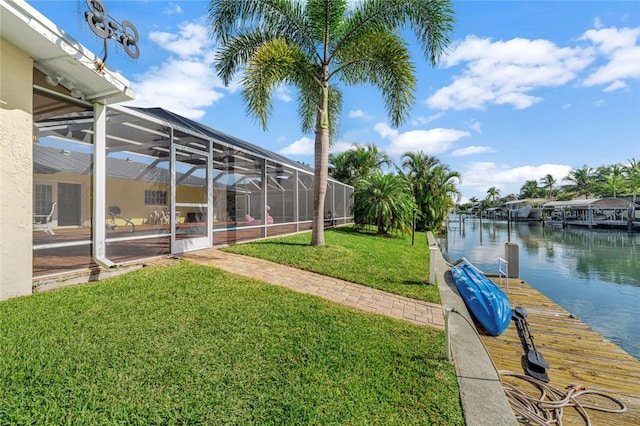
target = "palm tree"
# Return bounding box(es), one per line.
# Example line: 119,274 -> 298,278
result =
520,180 -> 541,199
328,150 -> 355,185
486,187 -> 500,203
623,158 -> 640,203
563,165 -> 595,199
399,152 -> 459,231
425,165 -> 461,230
330,143 -> 392,187
351,144 -> 393,181
401,151 -> 441,230
595,164 -> 626,198
353,172 -> 415,235
209,0 -> 454,246
539,174 -> 556,198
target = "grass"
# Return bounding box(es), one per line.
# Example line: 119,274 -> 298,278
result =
223,226 -> 441,304
0,262 -> 463,425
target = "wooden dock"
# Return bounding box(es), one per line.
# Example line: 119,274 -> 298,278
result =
479,277 -> 639,425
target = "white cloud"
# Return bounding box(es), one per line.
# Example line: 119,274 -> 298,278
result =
373,122 -> 399,140
149,22 -> 209,58
595,99 -> 606,108
594,17 -> 604,30
163,3 -> 183,15
469,120 -> 482,133
459,162 -> 572,198
562,103 -> 572,110
127,21 -> 227,120
280,137 -> 314,155
451,146 -> 494,157
348,109 -> 373,120
411,112 -> 444,126
128,58 -> 225,119
581,26 -> 640,87
274,85 -> 293,102
603,80 -> 627,92
426,35 -> 594,111
330,140 -> 355,153
374,123 -> 470,155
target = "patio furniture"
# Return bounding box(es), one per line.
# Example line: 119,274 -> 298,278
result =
156,208 -> 180,225
107,206 -> 135,232
33,202 -> 56,234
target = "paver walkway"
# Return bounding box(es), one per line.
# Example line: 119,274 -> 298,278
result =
181,248 -> 444,330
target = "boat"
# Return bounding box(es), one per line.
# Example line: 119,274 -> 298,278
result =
450,258 -> 511,336
503,198 -> 548,221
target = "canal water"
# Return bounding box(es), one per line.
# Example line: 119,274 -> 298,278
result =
437,217 -> 640,360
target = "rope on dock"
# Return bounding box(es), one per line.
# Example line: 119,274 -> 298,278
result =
498,370 -> 627,425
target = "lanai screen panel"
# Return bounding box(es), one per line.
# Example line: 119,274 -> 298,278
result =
345,186 -> 354,221
334,183 -> 345,225
266,163 -> 295,224
104,108 -> 171,261
212,146 -> 264,244
325,181 -> 335,224
298,173 -> 314,229
173,128 -> 210,242
33,89 -> 95,276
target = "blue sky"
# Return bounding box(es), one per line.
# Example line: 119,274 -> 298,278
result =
30,0 -> 640,202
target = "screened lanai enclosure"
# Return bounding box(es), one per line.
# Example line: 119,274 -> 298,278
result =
32,77 -> 353,278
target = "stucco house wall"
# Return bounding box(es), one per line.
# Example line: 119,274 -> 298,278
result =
0,38 -> 33,300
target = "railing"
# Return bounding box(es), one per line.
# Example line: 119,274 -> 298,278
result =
498,257 -> 509,293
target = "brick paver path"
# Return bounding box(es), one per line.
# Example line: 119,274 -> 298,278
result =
181,249 -> 444,330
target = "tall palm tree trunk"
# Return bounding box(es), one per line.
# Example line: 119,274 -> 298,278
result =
311,82 -> 330,246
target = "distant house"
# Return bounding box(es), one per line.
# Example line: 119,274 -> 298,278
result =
1,0 -> 353,301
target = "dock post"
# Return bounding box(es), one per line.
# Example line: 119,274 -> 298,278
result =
429,246 -> 437,284
505,242 -> 519,278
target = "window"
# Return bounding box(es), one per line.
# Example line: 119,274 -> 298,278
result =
34,184 -> 53,215
145,190 -> 167,206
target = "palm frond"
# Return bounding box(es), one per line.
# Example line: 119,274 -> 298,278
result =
338,0 -> 454,65
215,29 -> 275,86
209,0 -> 318,59
305,0 -> 349,53
336,31 -> 415,127
242,39 -> 309,129
297,80 -> 342,142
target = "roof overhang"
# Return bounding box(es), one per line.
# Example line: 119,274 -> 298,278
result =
1,0 -> 135,104
504,198 -> 549,206
544,198 -> 638,209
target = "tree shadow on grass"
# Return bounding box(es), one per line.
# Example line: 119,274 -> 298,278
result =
330,226 -> 403,239
241,241 -> 309,247
402,279 -> 429,286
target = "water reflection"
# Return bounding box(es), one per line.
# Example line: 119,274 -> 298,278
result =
438,217 -> 639,359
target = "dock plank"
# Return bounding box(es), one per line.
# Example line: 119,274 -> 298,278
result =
478,278 -> 640,425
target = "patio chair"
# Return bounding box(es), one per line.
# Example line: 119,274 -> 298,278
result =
107,206 -> 135,233
33,202 -> 56,235
157,208 -> 180,225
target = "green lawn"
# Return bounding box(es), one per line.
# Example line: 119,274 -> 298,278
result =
224,226 -> 441,304
1,262 -> 462,425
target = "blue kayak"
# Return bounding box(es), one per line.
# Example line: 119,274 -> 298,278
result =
450,259 -> 511,336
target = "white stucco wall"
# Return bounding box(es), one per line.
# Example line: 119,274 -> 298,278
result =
0,38 -> 33,300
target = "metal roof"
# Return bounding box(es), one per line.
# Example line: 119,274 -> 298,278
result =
130,107 -> 315,175
37,105 -> 350,187
504,198 -> 550,206
543,198 -> 638,209
33,144 -> 207,186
